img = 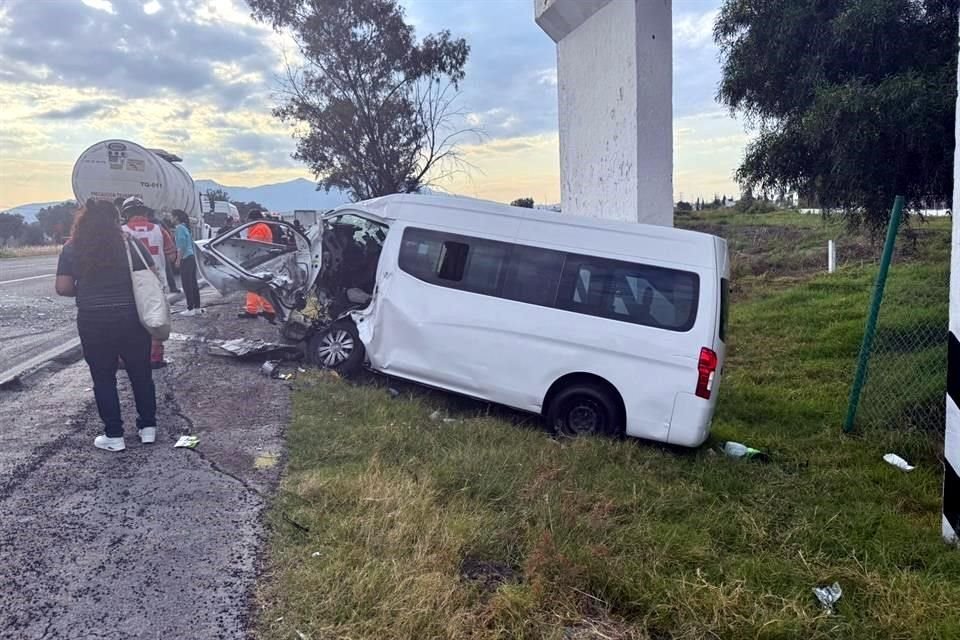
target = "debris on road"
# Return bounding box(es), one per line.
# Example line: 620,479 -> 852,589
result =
207,338 -> 301,360
261,360 -> 297,380
883,453 -> 915,472
174,435 -> 200,449
812,582 -> 843,614
260,360 -> 280,378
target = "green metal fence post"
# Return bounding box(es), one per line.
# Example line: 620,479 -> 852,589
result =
843,195 -> 906,433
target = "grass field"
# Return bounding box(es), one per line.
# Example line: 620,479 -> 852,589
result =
256,211 -> 960,639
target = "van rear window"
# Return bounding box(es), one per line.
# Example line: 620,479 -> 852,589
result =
719,277 -> 729,342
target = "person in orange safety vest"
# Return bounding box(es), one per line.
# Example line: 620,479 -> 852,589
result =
237,209 -> 277,322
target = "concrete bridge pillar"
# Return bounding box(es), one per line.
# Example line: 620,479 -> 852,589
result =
535,0 -> 673,226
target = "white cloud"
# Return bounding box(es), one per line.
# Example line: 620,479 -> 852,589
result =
81,0 -> 116,15
535,68 -> 557,87
673,9 -> 718,49
143,0 -> 162,16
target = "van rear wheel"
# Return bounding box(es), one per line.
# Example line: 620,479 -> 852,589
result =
547,384 -> 620,437
307,320 -> 364,376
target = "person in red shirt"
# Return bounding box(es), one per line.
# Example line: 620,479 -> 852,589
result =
238,210 -> 277,322
121,197 -> 170,368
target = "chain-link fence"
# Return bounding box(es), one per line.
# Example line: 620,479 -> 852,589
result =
856,224 -> 950,432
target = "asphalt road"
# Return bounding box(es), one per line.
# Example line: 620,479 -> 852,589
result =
0,286 -> 293,638
0,255 -> 77,377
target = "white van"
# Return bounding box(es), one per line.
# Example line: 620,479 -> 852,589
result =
196,194 -> 729,447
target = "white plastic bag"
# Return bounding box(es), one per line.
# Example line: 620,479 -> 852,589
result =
883,453 -> 915,472
125,236 -> 171,340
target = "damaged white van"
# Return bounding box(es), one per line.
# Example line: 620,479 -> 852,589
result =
196,194 -> 729,446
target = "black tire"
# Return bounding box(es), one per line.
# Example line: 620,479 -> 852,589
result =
307,320 -> 365,376
546,384 -> 621,437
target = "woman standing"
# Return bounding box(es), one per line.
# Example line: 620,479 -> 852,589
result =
55,199 -> 158,451
173,209 -> 203,316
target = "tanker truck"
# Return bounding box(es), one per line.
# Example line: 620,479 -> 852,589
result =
71,139 -> 212,237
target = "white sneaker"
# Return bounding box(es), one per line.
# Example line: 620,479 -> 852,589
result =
94,435 -> 125,451
139,427 -> 156,444
181,309 -> 196,317
196,308 -> 206,315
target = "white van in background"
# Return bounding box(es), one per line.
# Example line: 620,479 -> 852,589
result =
197,194 -> 730,447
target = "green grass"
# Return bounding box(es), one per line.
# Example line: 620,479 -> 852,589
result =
256,213 -> 960,639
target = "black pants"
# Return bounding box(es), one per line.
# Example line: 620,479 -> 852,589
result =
180,255 -> 201,310
78,308 -> 156,438
165,258 -> 180,293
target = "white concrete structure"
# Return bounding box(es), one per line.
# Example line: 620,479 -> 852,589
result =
535,0 -> 673,226
944,15 -> 960,545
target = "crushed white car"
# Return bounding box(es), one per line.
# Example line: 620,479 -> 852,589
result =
196,194 -> 729,446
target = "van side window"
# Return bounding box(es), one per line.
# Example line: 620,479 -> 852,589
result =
502,245 -> 565,306
399,228 -> 507,295
557,257 -> 699,331
437,241 -> 468,281
398,227 -> 700,332
399,230 -> 443,281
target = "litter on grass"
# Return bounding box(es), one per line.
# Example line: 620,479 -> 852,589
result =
813,582 -> 842,614
174,435 -> 200,449
721,441 -> 769,461
883,453 -> 915,472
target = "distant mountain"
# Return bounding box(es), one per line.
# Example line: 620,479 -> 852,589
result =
0,201 -> 69,224
194,177 -> 351,213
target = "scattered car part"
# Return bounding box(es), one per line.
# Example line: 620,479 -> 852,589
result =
207,338 -> 301,360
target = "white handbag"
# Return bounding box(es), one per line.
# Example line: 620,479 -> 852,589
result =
125,236 -> 171,340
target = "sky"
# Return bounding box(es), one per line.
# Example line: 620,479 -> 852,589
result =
0,0 -> 748,209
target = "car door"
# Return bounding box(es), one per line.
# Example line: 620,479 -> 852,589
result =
195,220 -> 320,320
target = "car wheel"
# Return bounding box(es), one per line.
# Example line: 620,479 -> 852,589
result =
547,384 -> 620,437
307,320 -> 365,376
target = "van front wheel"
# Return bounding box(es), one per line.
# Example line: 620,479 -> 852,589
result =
547,384 -> 619,437
307,320 -> 365,376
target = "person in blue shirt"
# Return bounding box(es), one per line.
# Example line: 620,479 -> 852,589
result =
172,209 -> 203,316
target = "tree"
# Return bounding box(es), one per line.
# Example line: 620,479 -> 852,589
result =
20,223 -> 46,245
722,195 -> 727,206
0,213 -> 24,242
231,200 -> 268,219
510,197 -> 534,208
36,202 -> 77,243
205,188 -> 231,210
675,200 -> 693,212
250,0 -> 473,201
716,0 -> 958,231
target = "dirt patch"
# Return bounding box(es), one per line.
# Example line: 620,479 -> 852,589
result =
460,556 -> 520,591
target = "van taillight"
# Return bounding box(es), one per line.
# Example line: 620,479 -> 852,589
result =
696,347 -> 718,399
